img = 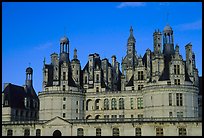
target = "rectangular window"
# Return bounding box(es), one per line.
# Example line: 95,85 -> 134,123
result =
85,76 -> 88,84
104,115 -> 109,120
135,128 -> 142,136
63,97 -> 66,101
169,93 -> 172,106
130,98 -> 134,109
24,129 -> 30,136
175,79 -> 180,85
63,85 -> 65,91
138,114 -> 143,118
176,93 -> 183,106
111,115 -> 117,121
96,74 -> 99,82
177,112 -> 183,118
169,112 -> 173,118
63,72 -> 66,80
96,128 -> 101,136
138,85 -> 144,90
63,113 -> 66,118
156,128 -> 163,136
76,109 -> 78,113
119,115 -> 124,121
96,87 -> 99,92
179,128 -> 187,136
137,97 -> 143,109
138,71 -> 144,80
174,65 -> 180,75
63,104 -> 66,109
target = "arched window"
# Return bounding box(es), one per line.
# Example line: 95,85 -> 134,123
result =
36,129 -> 41,136
77,128 -> 84,136
135,127 -> 141,136
104,99 -> 109,110
7,129 -> 13,136
96,128 -> 101,136
86,99 -> 92,111
111,98 -> 117,110
112,128 -> 119,136
119,98 -> 124,109
24,129 -> 30,136
178,128 -> 187,136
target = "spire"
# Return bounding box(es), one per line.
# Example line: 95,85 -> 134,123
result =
128,26 -> 135,43
74,48 -> 77,59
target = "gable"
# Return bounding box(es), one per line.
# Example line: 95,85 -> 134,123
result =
44,116 -> 71,126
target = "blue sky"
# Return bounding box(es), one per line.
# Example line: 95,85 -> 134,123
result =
2,2 -> 202,93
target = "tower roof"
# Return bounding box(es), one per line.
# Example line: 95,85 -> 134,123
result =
163,24 -> 172,32
26,67 -> 33,74
60,36 -> 69,44
128,26 -> 136,43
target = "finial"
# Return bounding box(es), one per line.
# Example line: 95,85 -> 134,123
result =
43,57 -> 46,65
64,27 -> 66,36
166,12 -> 169,25
74,48 -> 77,59
130,26 -> 133,33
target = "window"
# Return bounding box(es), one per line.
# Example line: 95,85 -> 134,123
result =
111,115 -> 117,121
176,93 -> 183,106
104,115 -> 109,120
169,93 -> 172,106
178,128 -> 187,136
132,87 -> 134,90
63,104 -> 66,109
135,128 -> 141,136
138,71 -> 144,80
85,76 -> 88,84
76,109 -> 78,113
63,85 -> 65,91
63,97 -> 66,101
119,115 -> 124,121
96,87 -> 99,92
96,74 -> 99,82
138,114 -> 143,119
177,112 -> 183,118
7,129 -> 13,136
77,70 -> 78,75
137,97 -> 143,109
24,129 -> 30,136
104,99 -> 109,110
36,129 -> 41,136
95,99 -> 100,110
130,98 -> 134,109
175,79 -> 180,85
111,98 -> 117,110
63,113 -> 66,118
77,128 -> 84,136
169,112 -> 173,118
138,85 -> 143,90
119,98 -> 124,109
112,128 -> 119,136
174,65 -> 180,75
156,127 -> 163,136
96,128 -> 101,136
63,72 -> 66,80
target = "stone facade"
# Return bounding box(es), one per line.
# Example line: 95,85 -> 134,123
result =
2,24 -> 202,136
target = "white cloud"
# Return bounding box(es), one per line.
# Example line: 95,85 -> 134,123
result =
34,42 -> 53,50
117,2 -> 146,8
174,20 -> 202,31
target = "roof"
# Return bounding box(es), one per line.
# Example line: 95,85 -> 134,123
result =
60,36 -> 69,43
2,83 -> 39,109
126,75 -> 134,86
164,24 -> 172,32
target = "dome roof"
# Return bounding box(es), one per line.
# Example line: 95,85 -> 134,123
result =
164,24 -> 172,32
26,67 -> 33,74
60,36 -> 69,43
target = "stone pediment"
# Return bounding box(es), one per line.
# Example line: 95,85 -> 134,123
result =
44,116 -> 71,126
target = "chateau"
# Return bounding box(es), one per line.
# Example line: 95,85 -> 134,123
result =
2,24 -> 202,136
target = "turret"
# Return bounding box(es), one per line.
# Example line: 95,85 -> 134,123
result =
163,24 -> 174,56
25,66 -> 33,88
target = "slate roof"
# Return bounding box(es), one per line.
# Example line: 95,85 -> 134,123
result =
126,75 -> 134,86
2,83 -> 39,110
